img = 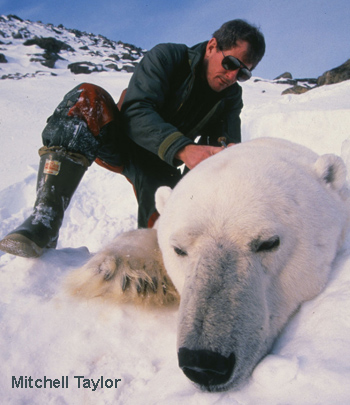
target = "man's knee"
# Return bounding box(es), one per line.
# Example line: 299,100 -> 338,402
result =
41,83 -> 119,165
67,83 -> 118,136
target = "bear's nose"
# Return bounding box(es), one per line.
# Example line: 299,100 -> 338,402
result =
178,347 -> 235,389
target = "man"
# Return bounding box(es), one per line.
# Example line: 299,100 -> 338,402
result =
0,19 -> 265,258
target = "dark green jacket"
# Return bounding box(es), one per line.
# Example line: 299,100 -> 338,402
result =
121,41 -> 243,167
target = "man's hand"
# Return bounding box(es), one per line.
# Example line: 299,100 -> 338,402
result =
175,144 -> 226,170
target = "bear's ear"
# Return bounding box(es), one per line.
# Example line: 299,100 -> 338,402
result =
155,186 -> 173,215
313,154 -> 347,191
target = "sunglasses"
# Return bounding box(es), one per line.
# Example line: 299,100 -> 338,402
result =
221,52 -> 252,82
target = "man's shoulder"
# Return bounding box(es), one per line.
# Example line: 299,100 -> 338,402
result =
148,43 -> 190,60
149,42 -> 207,61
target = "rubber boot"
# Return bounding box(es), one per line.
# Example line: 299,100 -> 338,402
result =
0,148 -> 87,258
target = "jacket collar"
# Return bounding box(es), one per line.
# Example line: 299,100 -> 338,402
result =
188,41 -> 208,73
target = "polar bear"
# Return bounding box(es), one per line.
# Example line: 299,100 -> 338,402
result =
67,137 -> 350,392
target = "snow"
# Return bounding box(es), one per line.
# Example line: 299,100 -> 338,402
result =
0,15 -> 143,80
1,48 -> 350,404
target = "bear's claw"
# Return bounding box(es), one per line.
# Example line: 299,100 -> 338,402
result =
121,275 -> 168,296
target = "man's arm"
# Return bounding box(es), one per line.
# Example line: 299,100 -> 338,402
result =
121,43 -> 194,166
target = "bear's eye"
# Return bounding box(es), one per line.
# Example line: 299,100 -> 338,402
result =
251,236 -> 280,253
174,246 -> 188,257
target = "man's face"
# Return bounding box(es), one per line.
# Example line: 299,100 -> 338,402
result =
203,38 -> 253,92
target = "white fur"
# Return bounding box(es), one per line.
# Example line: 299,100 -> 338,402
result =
67,137 -> 350,391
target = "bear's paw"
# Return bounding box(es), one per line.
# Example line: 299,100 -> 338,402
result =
65,229 -> 179,307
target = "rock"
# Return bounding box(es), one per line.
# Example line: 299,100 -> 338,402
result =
108,54 -> 120,61
121,52 -> 137,61
282,85 -> 311,95
7,15 -> 23,22
23,36 -> 75,53
317,59 -> 350,86
1,71 -> 57,80
101,38 -> 116,50
121,65 -> 136,73
105,63 -> 121,71
23,37 -> 73,69
67,61 -> 105,74
69,29 -> 84,38
12,31 -> 23,39
276,79 -> 297,86
0,53 -> 7,63
297,78 -> 318,85
274,72 -> 293,80
30,50 -> 64,68
118,41 -> 144,55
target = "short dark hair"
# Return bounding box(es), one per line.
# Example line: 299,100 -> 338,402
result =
213,19 -> 265,69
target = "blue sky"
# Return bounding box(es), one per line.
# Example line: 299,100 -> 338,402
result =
1,0 -> 349,79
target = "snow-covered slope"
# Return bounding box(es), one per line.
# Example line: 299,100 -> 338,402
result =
1,14 -> 350,405
0,14 -> 143,79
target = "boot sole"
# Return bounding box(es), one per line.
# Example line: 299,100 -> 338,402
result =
0,233 -> 43,258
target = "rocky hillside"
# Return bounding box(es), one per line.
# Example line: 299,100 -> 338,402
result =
268,59 -> 350,95
0,14 -> 144,80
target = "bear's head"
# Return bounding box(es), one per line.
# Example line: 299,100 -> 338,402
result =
156,138 -> 349,392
